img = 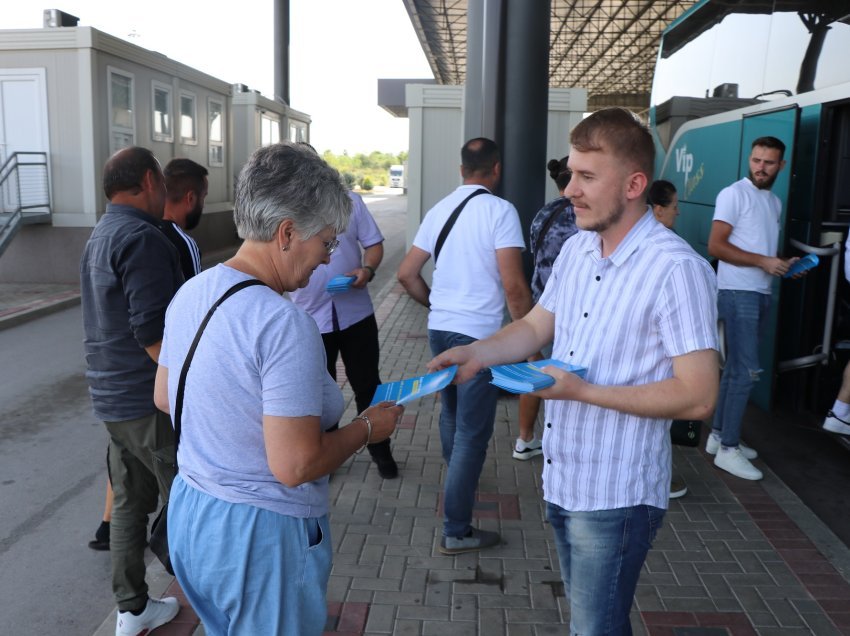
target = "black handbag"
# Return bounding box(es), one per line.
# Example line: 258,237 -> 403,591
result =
149,279 -> 264,575
670,419 -> 702,447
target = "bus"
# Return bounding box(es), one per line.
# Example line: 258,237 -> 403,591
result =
650,0 -> 850,417
389,164 -> 405,189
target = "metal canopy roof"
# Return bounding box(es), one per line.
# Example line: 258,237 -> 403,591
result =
401,0 -> 700,111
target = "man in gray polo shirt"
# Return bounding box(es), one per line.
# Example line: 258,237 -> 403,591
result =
81,146 -> 183,636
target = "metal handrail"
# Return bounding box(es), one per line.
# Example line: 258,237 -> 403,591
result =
0,151 -> 50,215
0,151 -> 50,257
777,238 -> 842,372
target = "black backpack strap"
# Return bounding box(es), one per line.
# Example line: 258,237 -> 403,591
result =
533,198 -> 570,255
433,188 -> 489,264
173,279 -> 265,459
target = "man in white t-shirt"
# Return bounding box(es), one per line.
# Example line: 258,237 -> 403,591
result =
397,137 -> 532,555
707,136 -> 798,480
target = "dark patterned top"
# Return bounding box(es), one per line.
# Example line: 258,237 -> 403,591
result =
529,196 -> 578,301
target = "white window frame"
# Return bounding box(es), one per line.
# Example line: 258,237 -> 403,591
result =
289,121 -> 307,143
179,90 -> 198,145
151,80 -> 173,142
208,97 -> 224,167
107,66 -> 135,155
261,113 -> 280,146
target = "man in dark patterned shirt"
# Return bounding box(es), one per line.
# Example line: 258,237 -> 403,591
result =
514,157 -> 577,461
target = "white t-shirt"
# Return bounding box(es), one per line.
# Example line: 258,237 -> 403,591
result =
413,184 -> 526,340
713,178 -> 781,294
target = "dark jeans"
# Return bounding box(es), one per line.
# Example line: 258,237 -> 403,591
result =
105,411 -> 175,611
429,329 -> 499,537
322,313 -> 390,458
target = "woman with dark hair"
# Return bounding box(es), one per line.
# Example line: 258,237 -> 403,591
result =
648,179 -> 679,229
514,156 -> 578,460
154,142 -> 402,635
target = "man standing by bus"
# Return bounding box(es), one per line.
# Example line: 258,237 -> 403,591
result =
707,136 -> 796,480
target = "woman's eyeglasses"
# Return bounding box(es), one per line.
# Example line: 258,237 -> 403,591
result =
322,238 -> 340,256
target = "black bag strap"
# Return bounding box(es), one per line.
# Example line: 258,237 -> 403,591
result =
433,188 -> 489,263
533,199 -> 569,255
173,278 -> 265,459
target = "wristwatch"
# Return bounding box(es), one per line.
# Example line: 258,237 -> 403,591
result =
363,265 -> 376,282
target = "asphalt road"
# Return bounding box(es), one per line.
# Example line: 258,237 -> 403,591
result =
0,190 -> 408,635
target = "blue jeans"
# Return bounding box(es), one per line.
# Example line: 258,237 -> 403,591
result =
713,290 -> 771,448
168,476 -> 332,636
546,503 -> 665,635
429,329 -> 499,538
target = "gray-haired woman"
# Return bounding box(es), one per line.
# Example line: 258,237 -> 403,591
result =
154,142 -> 401,635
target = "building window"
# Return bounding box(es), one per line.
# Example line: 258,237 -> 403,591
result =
152,81 -> 173,142
208,98 -> 224,166
289,121 -> 307,143
108,67 -> 135,154
179,91 -> 197,144
261,114 -> 280,146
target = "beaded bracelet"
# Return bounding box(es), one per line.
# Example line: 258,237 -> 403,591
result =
352,414 -> 372,451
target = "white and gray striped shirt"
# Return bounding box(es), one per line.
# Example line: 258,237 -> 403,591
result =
539,210 -> 717,511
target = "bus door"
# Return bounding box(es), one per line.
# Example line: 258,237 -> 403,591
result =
739,106 -> 798,410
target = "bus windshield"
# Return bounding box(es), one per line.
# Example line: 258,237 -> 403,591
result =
652,2 -> 850,108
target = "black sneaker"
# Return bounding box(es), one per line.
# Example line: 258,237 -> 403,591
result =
88,520 -> 110,551
439,527 -> 501,555
369,442 -> 399,479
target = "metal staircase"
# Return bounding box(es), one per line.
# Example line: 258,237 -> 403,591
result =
0,152 -> 51,257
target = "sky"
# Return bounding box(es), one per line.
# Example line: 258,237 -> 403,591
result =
4,1 -> 433,154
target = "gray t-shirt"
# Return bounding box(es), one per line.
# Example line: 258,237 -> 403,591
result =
160,264 -> 344,517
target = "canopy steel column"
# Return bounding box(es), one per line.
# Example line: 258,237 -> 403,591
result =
274,0 -> 290,105
463,0 -> 502,142
500,0 -> 551,279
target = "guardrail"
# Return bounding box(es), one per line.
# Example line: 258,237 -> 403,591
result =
0,152 -> 51,257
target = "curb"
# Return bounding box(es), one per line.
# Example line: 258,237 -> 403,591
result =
0,293 -> 80,332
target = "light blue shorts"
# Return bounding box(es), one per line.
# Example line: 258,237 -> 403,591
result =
168,475 -> 332,635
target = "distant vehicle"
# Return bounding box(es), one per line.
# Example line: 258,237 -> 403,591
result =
389,164 -> 405,188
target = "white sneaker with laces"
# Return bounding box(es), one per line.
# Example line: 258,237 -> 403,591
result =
705,433 -> 757,459
513,437 -> 543,460
823,411 -> 850,435
714,447 -> 763,481
116,596 -> 179,636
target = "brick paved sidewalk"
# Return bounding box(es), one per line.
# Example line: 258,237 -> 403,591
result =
87,281 -> 850,636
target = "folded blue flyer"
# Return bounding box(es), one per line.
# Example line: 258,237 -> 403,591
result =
326,274 -> 357,295
489,359 -> 587,394
370,366 -> 457,405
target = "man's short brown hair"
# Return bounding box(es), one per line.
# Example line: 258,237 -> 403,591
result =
570,108 -> 655,182
164,158 -> 209,203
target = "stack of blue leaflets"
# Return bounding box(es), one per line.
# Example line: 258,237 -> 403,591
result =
370,366 -> 457,405
489,359 -> 588,394
783,253 -> 819,278
326,274 -> 357,295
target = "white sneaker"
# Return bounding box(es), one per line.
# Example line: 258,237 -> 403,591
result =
705,433 -> 757,459
714,447 -> 763,481
513,437 -> 543,460
823,411 -> 850,435
669,477 -> 688,499
116,597 -> 179,636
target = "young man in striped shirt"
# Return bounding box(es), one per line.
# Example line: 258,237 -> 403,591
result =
429,108 -> 718,634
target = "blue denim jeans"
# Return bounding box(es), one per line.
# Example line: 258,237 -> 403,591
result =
546,502 -> 665,635
429,329 -> 499,538
713,290 -> 771,448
